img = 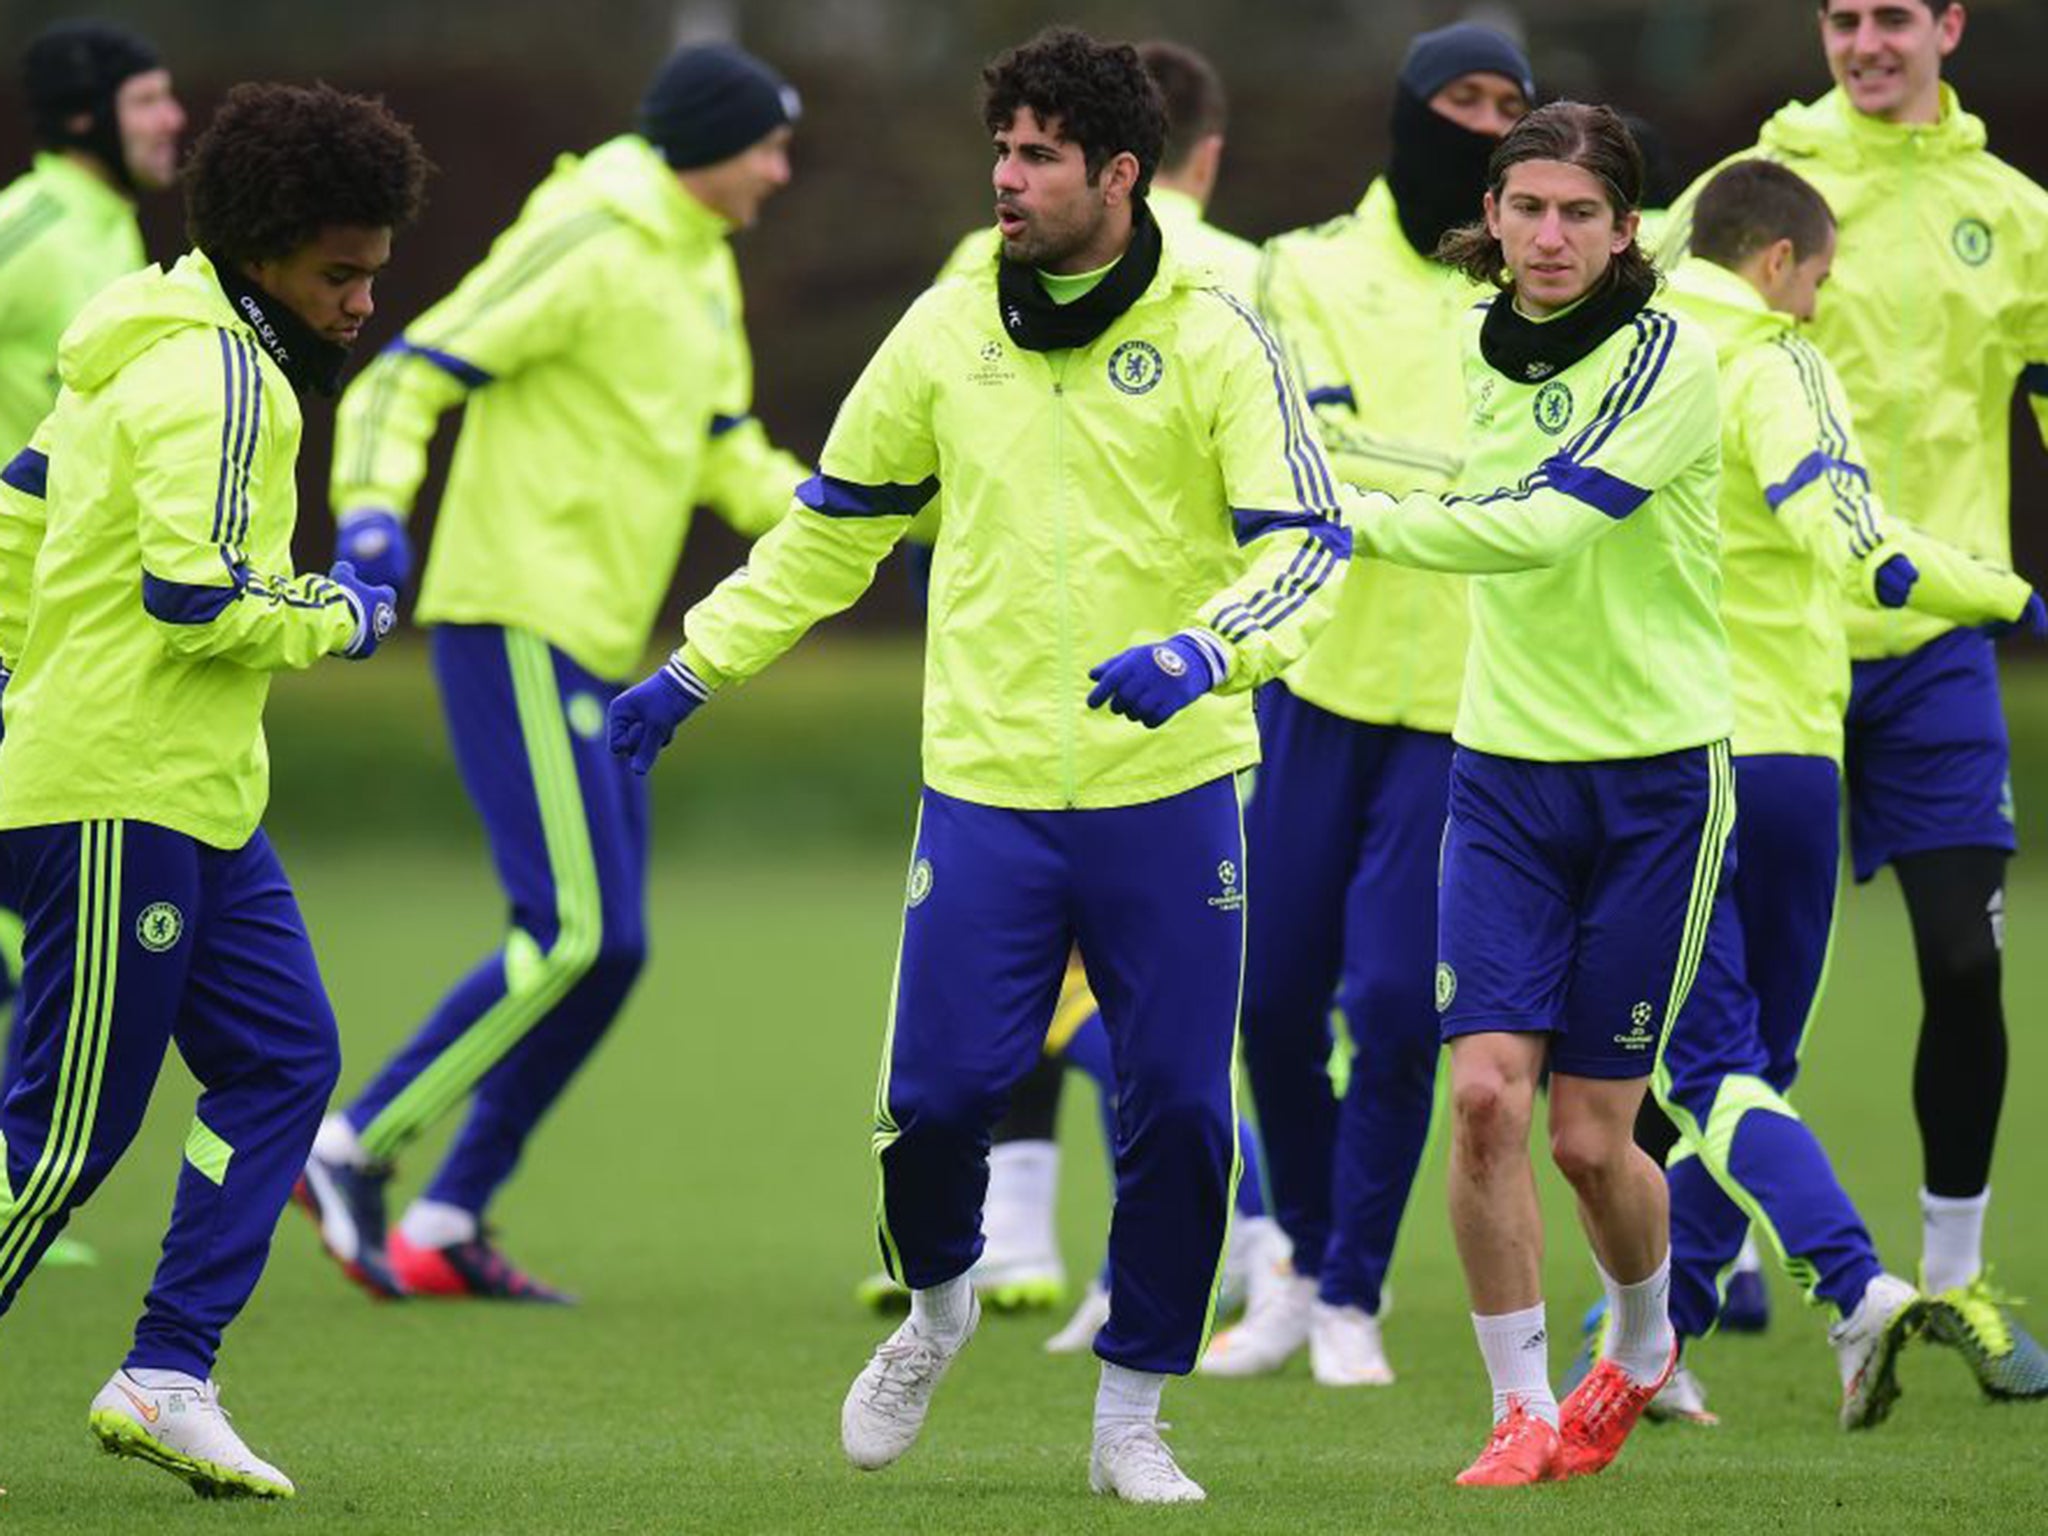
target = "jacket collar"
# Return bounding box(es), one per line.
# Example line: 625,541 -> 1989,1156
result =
576,134 -> 730,252
1762,84 -> 1987,169
1665,258 -> 1784,360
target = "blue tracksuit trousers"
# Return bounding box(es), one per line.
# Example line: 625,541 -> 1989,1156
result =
875,778 -> 1245,1374
0,819 -> 340,1376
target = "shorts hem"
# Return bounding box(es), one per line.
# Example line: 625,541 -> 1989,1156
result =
1852,831 -> 2016,884
1440,1015 -> 1556,1042
1546,1057 -> 1657,1082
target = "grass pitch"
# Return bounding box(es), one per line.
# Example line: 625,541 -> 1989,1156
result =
2,643 -> 2044,1533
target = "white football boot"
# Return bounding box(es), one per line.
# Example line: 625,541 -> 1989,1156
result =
841,1294 -> 980,1469
1831,1272 -> 1927,1430
1046,1280 -> 1113,1354
1309,1300 -> 1395,1386
1644,1363 -> 1720,1426
1217,1214 -> 1289,1318
88,1371 -> 295,1498
1090,1421 -> 1206,1504
1199,1269 -> 1313,1377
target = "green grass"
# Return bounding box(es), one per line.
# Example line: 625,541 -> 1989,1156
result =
2,644 -> 2046,1531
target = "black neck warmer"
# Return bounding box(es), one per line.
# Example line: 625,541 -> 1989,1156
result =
1386,86 -> 1497,259
212,260 -> 349,398
996,199 -> 1163,353
1478,264 -> 1658,383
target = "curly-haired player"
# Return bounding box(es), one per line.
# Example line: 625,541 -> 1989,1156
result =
610,25 -> 1351,1502
0,81 -> 425,1500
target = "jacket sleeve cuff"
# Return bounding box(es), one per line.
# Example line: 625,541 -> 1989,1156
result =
675,640 -> 729,692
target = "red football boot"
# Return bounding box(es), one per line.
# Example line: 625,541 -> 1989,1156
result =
1453,1398 -> 1565,1487
1558,1343 -> 1677,1478
388,1227 -> 576,1303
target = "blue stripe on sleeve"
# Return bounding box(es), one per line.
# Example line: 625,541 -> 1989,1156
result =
1211,290 -> 1339,513
235,337 -> 262,550
710,413 -> 751,439
142,571 -> 240,624
388,338 -> 495,388
1231,507 -> 1354,555
2,447 -> 48,498
796,472 -> 938,518
1540,455 -> 1651,519
1762,449 -> 1869,511
1568,312 -> 1676,465
1305,385 -> 1356,410
2025,363 -> 2048,398
1563,315 -> 1660,462
1777,336 -> 1880,556
1211,534 -> 1341,643
210,331 -> 241,545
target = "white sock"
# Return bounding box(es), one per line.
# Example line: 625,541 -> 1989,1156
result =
1472,1305 -> 1558,1427
982,1140 -> 1059,1264
312,1113 -> 366,1168
1734,1230 -> 1762,1276
910,1273 -> 974,1339
399,1199 -> 478,1250
1921,1187 -> 1989,1294
1094,1361 -> 1164,1432
126,1367 -> 203,1391
1599,1251 -> 1675,1385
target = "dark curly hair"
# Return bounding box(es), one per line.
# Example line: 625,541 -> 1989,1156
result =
982,27 -> 1166,198
1438,101 -> 1657,296
184,82 -> 430,266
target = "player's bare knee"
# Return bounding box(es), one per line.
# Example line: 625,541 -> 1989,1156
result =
1450,1070 -> 1527,1155
1547,1118 -> 1630,1192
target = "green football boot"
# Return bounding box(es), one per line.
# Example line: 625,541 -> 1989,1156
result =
1925,1271 -> 2048,1400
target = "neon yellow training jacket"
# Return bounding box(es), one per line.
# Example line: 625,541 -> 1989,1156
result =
674,247 -> 1351,811
0,251 -> 360,849
332,134 -> 806,681
1258,178 -> 1475,732
1666,259 -> 2032,761
1661,86 -> 2048,661
1347,296 -> 1730,764
0,153 -> 144,457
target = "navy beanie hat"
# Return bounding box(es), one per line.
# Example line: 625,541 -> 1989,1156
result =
639,42 -> 800,170
1397,23 -> 1534,105
22,21 -> 161,150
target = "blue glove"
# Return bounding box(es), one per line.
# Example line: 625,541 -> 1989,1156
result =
608,656 -> 712,775
0,663 -> 10,742
901,540 -> 934,614
336,509 -> 411,593
1085,631 -> 1227,729
1873,553 -> 1919,609
327,560 -> 397,660
1988,591 -> 2048,640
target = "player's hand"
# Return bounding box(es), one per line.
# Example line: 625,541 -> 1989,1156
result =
1873,552 -> 1919,608
608,660 -> 710,775
1085,631 -> 1226,729
336,508 -> 411,593
327,561 -> 397,660
1988,590 -> 2048,640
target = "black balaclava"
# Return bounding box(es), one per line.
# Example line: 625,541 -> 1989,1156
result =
22,22 -> 161,194
1385,23 -> 1534,259
638,42 -> 800,170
